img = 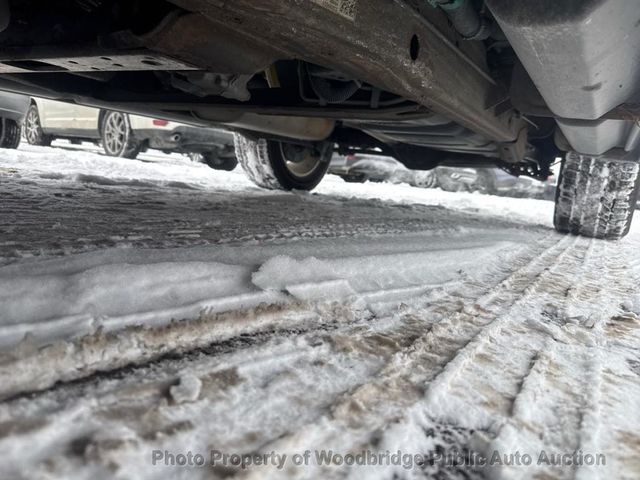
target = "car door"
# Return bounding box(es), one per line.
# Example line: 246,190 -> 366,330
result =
72,104 -> 100,135
38,99 -> 99,136
38,98 -> 75,131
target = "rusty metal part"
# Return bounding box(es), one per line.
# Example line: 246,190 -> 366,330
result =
0,12 -> 279,75
125,12 -> 283,75
498,126 -> 528,163
166,0 -> 522,143
607,104 -> 640,122
512,96 -> 640,123
0,50 -> 197,73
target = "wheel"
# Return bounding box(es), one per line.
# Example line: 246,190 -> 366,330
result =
472,169 -> 497,195
0,118 -> 21,149
24,103 -> 52,146
194,150 -> 238,171
435,168 -> 466,192
554,152 -> 640,240
234,133 -> 332,191
101,111 -> 141,159
412,171 -> 437,188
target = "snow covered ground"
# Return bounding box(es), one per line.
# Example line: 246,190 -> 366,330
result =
0,143 -> 639,480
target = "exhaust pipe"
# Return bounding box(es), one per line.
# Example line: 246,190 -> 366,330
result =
226,114 -> 335,142
192,108 -> 335,141
193,110 -> 335,142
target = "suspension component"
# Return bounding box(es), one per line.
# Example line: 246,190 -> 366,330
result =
428,0 -> 490,40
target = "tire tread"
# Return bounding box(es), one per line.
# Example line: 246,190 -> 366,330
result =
554,152 -> 640,240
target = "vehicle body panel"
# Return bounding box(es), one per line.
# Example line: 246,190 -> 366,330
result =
0,91 -> 29,122
31,97 -> 234,153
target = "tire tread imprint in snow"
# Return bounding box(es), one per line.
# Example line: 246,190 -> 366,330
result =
437,236 -> 640,479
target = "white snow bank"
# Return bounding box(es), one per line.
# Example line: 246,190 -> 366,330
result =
317,176 -> 557,228
0,144 -> 255,191
253,241 -> 512,296
0,231 -> 520,351
0,254 -> 281,350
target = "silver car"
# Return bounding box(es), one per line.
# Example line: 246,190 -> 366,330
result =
330,154 -> 437,188
25,98 -> 237,170
435,167 -> 546,198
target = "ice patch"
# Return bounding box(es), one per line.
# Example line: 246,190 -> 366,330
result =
252,256 -> 341,291
286,279 -> 356,301
253,243 -> 511,301
0,255 -> 281,350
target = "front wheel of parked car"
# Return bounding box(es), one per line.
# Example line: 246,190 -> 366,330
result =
435,168 -> 467,192
234,133 -> 332,191
25,103 -> 52,147
554,152 -> 640,240
473,169 -> 497,195
0,118 -> 21,149
101,111 -> 141,159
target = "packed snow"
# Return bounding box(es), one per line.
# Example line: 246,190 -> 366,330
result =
0,142 -> 639,480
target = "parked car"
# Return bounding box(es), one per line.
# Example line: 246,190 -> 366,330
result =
330,154 -> 437,188
330,154 -> 399,183
25,98 -> 237,170
0,91 -> 29,150
434,167 -> 478,193
436,167 -> 546,198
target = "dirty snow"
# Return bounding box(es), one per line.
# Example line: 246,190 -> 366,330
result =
0,143 -> 639,480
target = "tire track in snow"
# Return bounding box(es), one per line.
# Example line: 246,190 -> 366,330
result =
581,239 -> 640,477
3,231 -> 638,480
423,235 -> 581,409
0,233 -> 555,401
222,235 -> 580,478
435,237 -> 596,480
0,233 -> 566,479
1,171 -> 535,263
453,235 -> 639,480
0,301 -> 364,402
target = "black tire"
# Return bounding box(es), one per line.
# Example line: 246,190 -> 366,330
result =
554,152 -> 640,240
342,174 -> 367,183
24,103 -> 52,147
0,118 -> 21,149
101,111 -> 141,159
197,151 -> 238,171
234,133 -> 332,191
473,169 -> 497,195
412,171 -> 438,188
